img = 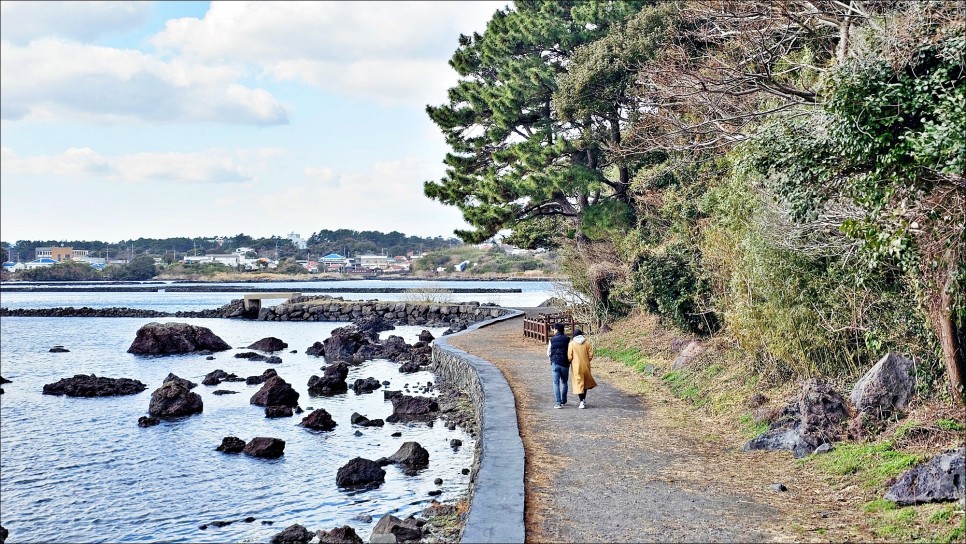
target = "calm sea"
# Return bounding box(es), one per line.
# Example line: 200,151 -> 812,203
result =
0,281 -> 555,543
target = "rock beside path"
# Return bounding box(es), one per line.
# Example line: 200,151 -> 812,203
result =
850,352 -> 917,418
127,322 -> 231,355
745,378 -> 849,458
885,447 -> 965,505
387,395 -> 439,423
370,514 -> 422,543
379,441 -> 429,475
42,374 -> 147,397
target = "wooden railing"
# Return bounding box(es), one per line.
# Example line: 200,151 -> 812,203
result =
523,312 -> 579,343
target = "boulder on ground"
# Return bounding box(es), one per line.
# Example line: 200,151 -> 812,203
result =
243,437 -> 285,459
369,514 -> 422,543
850,352 -> 918,418
671,340 -> 704,370
246,368 -> 278,385
316,525 -> 363,544
149,380 -> 203,417
744,379 -> 850,458
300,408 -> 338,431
42,375 -> 146,397
216,436 -> 247,453
248,337 -> 288,352
884,447 -> 965,505
336,457 -> 385,488
250,376 -> 300,407
127,322 -> 231,355
270,523 -> 313,544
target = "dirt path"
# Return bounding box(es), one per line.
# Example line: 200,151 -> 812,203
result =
448,316 -> 853,543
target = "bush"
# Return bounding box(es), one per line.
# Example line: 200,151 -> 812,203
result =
20,261 -> 102,281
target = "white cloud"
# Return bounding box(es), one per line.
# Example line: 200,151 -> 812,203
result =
0,1 -> 150,44
1,147 -> 261,184
0,38 -> 289,124
151,1 -> 507,106
268,156 -> 469,236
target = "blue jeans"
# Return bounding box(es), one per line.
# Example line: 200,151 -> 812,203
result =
551,364 -> 569,405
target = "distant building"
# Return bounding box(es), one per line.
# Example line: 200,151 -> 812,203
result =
25,258 -> 57,269
36,246 -> 88,262
287,232 -> 307,250
358,255 -> 390,270
2,261 -> 26,272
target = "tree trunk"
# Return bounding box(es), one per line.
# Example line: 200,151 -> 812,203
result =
930,250 -> 965,404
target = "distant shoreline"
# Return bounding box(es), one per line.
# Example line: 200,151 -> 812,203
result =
1,276 -> 565,286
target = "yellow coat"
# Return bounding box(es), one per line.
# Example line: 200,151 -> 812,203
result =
567,335 -> 597,394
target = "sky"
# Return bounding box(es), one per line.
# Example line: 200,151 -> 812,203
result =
0,1 -> 508,244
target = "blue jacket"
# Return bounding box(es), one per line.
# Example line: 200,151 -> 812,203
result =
547,333 -> 570,366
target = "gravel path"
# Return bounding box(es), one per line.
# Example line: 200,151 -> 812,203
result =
448,315 -> 802,543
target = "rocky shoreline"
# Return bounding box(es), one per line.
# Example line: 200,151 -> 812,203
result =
0,296 -> 513,329
0,285 -> 523,293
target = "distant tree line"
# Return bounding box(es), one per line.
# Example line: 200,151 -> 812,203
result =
1,230 -> 461,262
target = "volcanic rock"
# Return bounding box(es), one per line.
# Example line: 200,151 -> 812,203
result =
885,447 -> 965,505
247,337 -> 288,352
265,405 -> 294,418
336,457 -> 385,488
250,376 -> 300,408
300,408 -> 337,431
127,322 -> 231,355
163,373 -> 197,389
850,352 -> 918,419
49,345 -> 70,353
243,437 -> 285,459
305,341 -> 325,357
138,416 -> 160,427
216,436 -> 247,453
352,377 -> 382,394
148,380 -> 203,417
246,368 -> 278,385
370,514 -> 422,543
42,374 -> 147,397
270,523 -> 313,544
316,525 -> 363,544
307,363 -> 349,396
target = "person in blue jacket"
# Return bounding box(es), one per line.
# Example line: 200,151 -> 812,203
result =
547,323 -> 570,408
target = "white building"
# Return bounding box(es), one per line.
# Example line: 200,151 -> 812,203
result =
358,255 -> 390,269
286,232 -> 307,250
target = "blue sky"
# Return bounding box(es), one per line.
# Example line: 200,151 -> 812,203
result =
0,1 -> 507,244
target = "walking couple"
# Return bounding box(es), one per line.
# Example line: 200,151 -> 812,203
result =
547,323 -> 596,409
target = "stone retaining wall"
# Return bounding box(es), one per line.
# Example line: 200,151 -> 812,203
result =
431,311 -> 525,544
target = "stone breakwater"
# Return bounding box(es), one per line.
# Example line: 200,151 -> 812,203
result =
0,296 -> 513,327
0,286 -> 523,294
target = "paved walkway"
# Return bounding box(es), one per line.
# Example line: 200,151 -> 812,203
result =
447,315 -> 796,543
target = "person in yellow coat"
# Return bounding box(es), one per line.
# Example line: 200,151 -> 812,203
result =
567,328 -> 597,409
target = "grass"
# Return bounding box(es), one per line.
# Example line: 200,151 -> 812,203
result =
802,441 -> 920,488
595,345 -> 657,374
738,413 -> 769,439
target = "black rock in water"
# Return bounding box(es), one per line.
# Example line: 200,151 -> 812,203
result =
243,437 -> 285,459
43,375 -> 147,397
138,416 -> 160,427
336,457 -> 385,488
271,524 -> 313,544
128,322 -> 231,355
247,337 -> 288,352
216,436 -> 247,453
300,408 -> 337,431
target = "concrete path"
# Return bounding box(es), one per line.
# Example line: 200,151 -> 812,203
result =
447,314 -> 795,543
